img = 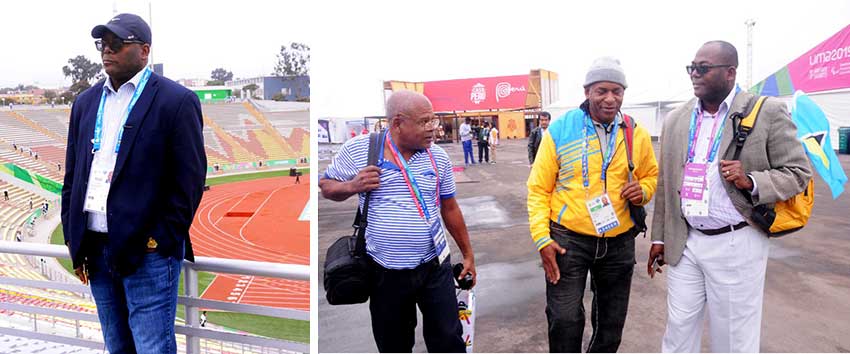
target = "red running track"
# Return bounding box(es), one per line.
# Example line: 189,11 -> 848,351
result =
191,175 -> 308,311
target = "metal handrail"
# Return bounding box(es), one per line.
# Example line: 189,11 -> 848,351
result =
0,240 -> 310,353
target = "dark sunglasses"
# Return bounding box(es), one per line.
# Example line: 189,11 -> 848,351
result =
686,64 -> 734,75
95,38 -> 145,53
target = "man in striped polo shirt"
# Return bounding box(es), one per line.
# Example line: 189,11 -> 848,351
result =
320,90 -> 476,353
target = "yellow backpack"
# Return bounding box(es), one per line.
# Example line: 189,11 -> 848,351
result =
732,96 -> 814,237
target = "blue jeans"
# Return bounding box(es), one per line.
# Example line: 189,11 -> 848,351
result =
88,239 -> 182,354
546,222 -> 635,353
462,140 -> 475,164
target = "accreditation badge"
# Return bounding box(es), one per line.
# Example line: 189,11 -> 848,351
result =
586,193 -> 620,234
83,160 -> 114,214
430,217 -> 449,264
681,162 -> 710,217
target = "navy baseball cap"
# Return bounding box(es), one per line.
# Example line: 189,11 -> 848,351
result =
91,13 -> 152,44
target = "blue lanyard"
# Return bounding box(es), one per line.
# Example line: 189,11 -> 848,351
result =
93,67 -> 152,154
686,87 -> 739,163
386,132 -> 440,220
581,113 -> 620,192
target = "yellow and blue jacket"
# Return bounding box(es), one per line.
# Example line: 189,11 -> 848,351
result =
527,109 -> 658,251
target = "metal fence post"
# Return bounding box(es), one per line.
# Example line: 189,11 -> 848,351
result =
184,264 -> 200,354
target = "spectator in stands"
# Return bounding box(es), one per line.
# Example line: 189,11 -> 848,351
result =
61,13 -> 206,354
34,152 -> 39,160
12,143 -> 16,151
57,162 -> 62,171
29,198 -> 33,210
15,229 -> 22,242
3,189 -> 8,201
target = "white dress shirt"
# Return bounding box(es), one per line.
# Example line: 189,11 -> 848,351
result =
86,69 -> 147,233
682,88 -> 747,230
459,123 -> 472,142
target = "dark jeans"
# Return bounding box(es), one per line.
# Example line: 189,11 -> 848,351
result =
369,256 -> 465,353
462,140 -> 475,164
477,142 -> 489,163
87,235 -> 182,354
546,222 -> 635,353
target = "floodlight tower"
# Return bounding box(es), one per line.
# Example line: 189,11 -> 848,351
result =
745,19 -> 756,90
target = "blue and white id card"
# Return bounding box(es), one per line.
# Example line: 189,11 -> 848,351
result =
431,217 -> 449,264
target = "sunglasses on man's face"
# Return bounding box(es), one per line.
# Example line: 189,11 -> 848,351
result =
94,38 -> 145,53
686,64 -> 734,75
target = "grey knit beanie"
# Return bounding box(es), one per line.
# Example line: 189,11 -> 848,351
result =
584,56 -> 627,89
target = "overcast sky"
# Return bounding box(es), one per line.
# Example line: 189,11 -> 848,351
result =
311,0 -> 850,117
2,0 -> 848,118
0,0 -> 314,89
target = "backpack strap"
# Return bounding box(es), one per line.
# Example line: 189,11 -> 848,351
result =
732,96 -> 768,160
622,114 -> 636,182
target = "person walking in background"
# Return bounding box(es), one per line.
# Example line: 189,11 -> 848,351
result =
528,111 -> 551,164
477,121 -> 490,164
459,117 -> 475,165
489,122 -> 499,164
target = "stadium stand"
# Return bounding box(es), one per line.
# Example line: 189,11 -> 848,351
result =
3,100 -> 308,175
0,101 -> 309,352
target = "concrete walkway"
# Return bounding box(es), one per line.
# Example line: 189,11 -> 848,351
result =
319,138 -> 850,353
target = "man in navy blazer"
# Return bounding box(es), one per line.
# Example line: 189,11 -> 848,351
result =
61,13 -> 206,354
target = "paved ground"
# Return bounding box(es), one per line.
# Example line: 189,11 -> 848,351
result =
318,138 -> 850,353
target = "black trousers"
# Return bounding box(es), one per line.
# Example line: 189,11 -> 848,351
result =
369,256 -> 465,353
546,222 -> 636,353
477,142 -> 489,163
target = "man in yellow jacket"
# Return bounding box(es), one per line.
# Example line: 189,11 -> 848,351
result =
527,57 -> 658,353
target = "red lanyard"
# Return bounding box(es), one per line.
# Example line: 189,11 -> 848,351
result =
385,133 -> 440,219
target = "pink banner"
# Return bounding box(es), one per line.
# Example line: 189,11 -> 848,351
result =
423,75 -> 529,112
787,24 -> 850,93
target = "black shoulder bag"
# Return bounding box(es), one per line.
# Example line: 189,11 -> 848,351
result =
323,132 -> 380,305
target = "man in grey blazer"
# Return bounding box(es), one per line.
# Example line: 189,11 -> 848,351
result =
648,41 -> 812,352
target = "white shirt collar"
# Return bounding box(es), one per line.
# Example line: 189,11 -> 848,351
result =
103,67 -> 147,94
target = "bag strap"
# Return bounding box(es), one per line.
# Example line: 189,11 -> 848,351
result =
622,114 -> 636,182
352,131 -> 381,255
732,96 -> 768,160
